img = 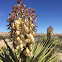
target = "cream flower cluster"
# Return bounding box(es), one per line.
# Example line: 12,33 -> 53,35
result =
47,25 -> 53,38
11,17 -> 35,57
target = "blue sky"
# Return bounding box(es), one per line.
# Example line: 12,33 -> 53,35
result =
0,0 -> 62,34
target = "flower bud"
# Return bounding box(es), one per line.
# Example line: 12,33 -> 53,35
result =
29,51 -> 33,57
23,42 -> 26,46
14,41 -> 17,44
18,17 -> 22,21
14,20 -> 20,25
15,24 -> 20,30
23,48 -> 30,56
29,44 -> 33,51
31,23 -> 35,28
32,31 -> 35,36
19,44 -> 23,50
15,31 -> 20,36
12,23 -> 15,29
19,40 -> 23,44
20,20 -> 23,25
27,33 -> 33,39
14,20 -> 17,25
16,46 -> 19,50
16,37 -> 20,41
30,17 -> 33,21
30,27 -> 32,31
25,20 -> 29,26
20,35 -> 24,40
25,19 -> 28,23
24,26 -> 29,33
25,39 -> 31,43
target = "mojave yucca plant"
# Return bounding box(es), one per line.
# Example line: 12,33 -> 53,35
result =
0,0 -> 60,62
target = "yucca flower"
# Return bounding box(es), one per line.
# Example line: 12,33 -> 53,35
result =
47,25 -> 53,40
6,0 -> 38,61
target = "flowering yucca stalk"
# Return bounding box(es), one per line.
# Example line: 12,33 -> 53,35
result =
47,25 -> 53,41
7,0 -> 38,61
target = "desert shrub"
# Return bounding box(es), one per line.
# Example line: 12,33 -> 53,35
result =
0,36 -> 3,40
